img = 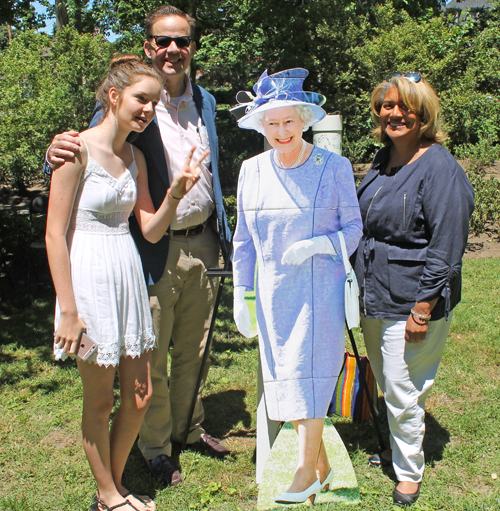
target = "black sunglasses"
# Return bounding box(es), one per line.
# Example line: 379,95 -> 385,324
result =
149,35 -> 193,49
386,72 -> 423,83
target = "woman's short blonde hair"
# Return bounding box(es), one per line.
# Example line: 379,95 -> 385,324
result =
257,104 -> 316,131
371,76 -> 446,145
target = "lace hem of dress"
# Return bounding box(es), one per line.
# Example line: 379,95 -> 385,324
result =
54,329 -> 156,367
95,329 -> 156,367
70,209 -> 130,234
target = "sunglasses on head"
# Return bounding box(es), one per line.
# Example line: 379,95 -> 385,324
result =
149,35 -> 193,49
386,72 -> 423,83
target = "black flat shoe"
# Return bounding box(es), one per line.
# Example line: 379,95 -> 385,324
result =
392,482 -> 421,507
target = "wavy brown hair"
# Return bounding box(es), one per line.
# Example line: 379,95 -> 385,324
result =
95,54 -> 163,119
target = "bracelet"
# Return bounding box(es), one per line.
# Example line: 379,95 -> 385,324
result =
410,307 -> 431,323
167,188 -> 182,201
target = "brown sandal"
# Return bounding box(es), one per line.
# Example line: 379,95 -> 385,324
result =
94,494 -> 141,511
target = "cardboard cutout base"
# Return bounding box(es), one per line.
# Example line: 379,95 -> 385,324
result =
257,419 -> 359,509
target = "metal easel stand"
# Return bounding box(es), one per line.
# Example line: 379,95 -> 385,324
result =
179,232 -> 280,482
181,236 -> 234,450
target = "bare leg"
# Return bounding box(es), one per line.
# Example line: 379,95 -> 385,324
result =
111,353 -> 153,510
316,438 -> 331,485
287,418 -> 324,493
77,359 -> 125,508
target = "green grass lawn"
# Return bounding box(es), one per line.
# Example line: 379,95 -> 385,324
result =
1,258 -> 499,510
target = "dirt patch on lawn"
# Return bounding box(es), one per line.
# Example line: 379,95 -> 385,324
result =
41,428 -> 78,449
465,227 -> 500,259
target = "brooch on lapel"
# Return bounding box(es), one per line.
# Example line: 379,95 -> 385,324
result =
314,154 -> 324,165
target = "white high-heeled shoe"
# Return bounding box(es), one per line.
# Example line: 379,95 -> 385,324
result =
320,468 -> 335,492
275,479 -> 322,505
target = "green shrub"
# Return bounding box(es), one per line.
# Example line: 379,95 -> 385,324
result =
215,104 -> 262,193
223,195 -> 237,233
455,140 -> 500,234
466,171 -> 500,234
0,28 -> 112,188
455,139 -> 500,174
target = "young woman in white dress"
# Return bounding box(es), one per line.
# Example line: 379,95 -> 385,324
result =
46,55 -> 207,511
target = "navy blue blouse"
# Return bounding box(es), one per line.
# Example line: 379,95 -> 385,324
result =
353,144 -> 475,321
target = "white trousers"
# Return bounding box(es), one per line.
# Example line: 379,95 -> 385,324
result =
361,314 -> 452,482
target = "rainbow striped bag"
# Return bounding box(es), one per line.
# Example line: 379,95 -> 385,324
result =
328,351 -> 378,421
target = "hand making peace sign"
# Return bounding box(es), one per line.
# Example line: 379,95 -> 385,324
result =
168,145 -> 210,200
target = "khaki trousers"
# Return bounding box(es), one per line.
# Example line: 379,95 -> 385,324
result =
138,226 -> 220,460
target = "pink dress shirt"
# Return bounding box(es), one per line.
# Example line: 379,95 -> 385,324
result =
155,77 -> 215,230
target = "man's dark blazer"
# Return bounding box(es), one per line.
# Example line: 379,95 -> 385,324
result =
45,84 -> 231,286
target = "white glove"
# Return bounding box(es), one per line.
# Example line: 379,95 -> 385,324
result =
233,286 -> 257,338
281,235 -> 336,265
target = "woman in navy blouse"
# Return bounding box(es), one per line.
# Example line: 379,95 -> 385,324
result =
353,73 -> 474,507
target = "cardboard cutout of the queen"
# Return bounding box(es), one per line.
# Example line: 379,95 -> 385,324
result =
231,68 -> 362,504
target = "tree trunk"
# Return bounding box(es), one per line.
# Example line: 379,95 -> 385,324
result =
55,0 -> 69,31
187,0 -> 197,82
74,0 -> 83,33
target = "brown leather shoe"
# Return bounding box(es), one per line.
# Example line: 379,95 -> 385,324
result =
188,434 -> 230,459
148,454 -> 183,486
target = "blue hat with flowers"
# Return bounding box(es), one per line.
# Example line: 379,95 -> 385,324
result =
230,68 -> 327,135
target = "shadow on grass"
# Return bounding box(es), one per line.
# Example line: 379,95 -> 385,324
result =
122,443 -> 157,497
121,389 -> 253,499
423,412 -> 451,464
0,352 -> 15,363
0,283 -> 54,349
203,389 -> 253,437
334,397 -> 450,481
0,280 -> 63,387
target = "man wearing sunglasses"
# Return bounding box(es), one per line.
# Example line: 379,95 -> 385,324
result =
44,5 -> 231,487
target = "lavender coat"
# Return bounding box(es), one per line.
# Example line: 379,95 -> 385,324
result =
233,147 -> 362,421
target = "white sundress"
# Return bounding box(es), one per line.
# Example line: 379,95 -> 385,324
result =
53,140 -> 156,367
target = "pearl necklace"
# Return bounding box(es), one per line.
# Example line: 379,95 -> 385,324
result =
273,140 -> 307,169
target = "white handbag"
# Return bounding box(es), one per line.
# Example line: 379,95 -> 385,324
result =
338,231 -> 360,329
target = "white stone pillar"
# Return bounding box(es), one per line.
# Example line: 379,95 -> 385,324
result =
312,114 -> 343,155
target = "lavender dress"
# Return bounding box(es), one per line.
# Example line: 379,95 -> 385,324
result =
233,146 -> 362,422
